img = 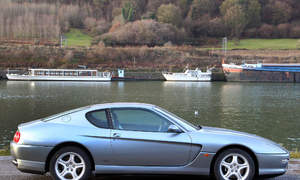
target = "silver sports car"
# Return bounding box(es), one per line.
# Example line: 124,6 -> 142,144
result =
10,103 -> 289,180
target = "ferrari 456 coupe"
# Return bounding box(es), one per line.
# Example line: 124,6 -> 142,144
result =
10,103 -> 289,180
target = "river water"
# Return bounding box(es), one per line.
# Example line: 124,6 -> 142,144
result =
0,81 -> 300,150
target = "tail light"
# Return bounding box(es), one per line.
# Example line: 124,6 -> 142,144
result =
13,130 -> 21,143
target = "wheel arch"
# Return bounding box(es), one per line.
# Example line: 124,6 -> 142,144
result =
209,144 -> 259,177
45,141 -> 95,172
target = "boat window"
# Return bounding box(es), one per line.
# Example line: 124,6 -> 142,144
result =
110,108 -> 174,133
86,110 -> 109,129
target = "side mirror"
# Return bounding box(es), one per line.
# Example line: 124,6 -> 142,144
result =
167,125 -> 183,133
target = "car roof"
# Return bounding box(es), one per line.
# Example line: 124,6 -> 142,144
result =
89,102 -> 156,110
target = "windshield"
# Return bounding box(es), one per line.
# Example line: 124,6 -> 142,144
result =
154,106 -> 200,131
41,106 -> 90,122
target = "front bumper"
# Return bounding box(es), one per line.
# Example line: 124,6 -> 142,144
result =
257,153 -> 289,176
10,141 -> 53,174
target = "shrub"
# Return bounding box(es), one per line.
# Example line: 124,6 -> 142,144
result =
141,11 -> 156,20
223,5 -> 247,38
92,20 -> 111,35
243,28 -> 258,38
290,26 -> 300,38
100,20 -> 184,46
207,17 -> 226,37
188,0 -> 219,20
277,24 -> 291,38
258,24 -> 274,38
220,0 -> 239,16
108,22 -> 121,33
84,17 -> 97,31
156,4 -> 182,27
187,14 -> 210,37
262,0 -> 292,25
177,0 -> 193,18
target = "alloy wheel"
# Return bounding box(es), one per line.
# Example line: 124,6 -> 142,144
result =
219,153 -> 250,180
55,152 -> 86,180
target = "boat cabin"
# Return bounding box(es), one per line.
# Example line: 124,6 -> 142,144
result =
29,69 -> 110,77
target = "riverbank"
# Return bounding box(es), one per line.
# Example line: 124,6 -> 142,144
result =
0,149 -> 10,156
2,45 -> 300,70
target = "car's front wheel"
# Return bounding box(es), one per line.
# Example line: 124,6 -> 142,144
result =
50,146 -> 92,180
214,148 -> 255,180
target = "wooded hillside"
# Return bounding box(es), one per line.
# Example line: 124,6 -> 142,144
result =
1,0 -> 300,46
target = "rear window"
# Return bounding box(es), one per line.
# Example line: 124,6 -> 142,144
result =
42,106 -> 90,122
85,110 -> 109,128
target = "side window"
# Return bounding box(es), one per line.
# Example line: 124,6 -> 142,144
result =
111,108 -> 173,132
86,110 -> 109,128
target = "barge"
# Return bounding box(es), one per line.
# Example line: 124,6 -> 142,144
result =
222,63 -> 300,82
6,69 -> 111,81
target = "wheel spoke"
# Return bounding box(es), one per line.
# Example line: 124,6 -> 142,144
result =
72,170 -> 78,179
75,163 -> 84,169
224,171 -> 233,178
221,161 -> 231,169
70,154 -> 75,163
232,155 -> 238,164
58,159 -> 67,166
236,171 -> 243,180
238,163 -> 248,170
60,168 -> 69,177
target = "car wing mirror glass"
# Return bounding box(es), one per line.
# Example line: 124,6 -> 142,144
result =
167,125 -> 183,133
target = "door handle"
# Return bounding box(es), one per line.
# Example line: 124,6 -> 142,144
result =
113,133 -> 121,138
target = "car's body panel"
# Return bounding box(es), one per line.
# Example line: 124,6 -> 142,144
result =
10,142 -> 50,173
110,129 -> 193,166
257,153 -> 289,175
188,127 -> 288,154
10,103 -> 290,178
94,152 -> 215,175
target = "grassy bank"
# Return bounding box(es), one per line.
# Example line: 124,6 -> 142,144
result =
291,151 -> 300,159
64,29 -> 92,47
0,148 -> 10,156
228,39 -> 299,50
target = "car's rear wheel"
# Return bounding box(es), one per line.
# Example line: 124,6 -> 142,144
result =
214,148 -> 255,180
50,146 -> 92,180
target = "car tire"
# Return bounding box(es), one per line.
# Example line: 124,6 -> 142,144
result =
49,146 -> 92,180
214,148 -> 255,180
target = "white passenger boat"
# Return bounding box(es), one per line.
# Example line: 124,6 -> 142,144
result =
162,68 -> 212,81
6,69 -> 111,81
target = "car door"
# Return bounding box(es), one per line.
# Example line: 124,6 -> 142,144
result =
109,107 -> 192,166
84,109 -> 113,165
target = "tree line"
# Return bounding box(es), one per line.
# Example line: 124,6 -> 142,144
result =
1,0 -> 300,46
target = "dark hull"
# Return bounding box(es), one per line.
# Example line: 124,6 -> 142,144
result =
224,70 -> 300,83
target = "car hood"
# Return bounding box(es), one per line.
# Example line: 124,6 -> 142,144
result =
201,126 -> 263,139
190,126 -> 288,154
201,126 -> 281,145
